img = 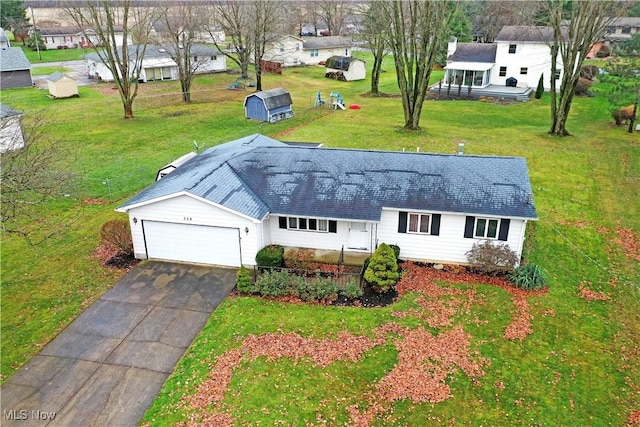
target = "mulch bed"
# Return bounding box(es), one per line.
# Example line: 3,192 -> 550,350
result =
92,243 -> 139,271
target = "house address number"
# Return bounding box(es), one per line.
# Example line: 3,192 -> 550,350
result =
183,217 -> 192,221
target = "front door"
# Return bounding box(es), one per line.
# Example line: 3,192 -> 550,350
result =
348,222 -> 369,250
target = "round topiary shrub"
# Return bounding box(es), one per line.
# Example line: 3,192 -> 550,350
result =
236,266 -> 253,293
255,245 -> 285,267
364,243 -> 400,294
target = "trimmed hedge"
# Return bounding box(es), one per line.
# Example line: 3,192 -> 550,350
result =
255,245 -> 285,267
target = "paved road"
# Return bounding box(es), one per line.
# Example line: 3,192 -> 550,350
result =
1,261 -> 236,427
31,60 -> 94,88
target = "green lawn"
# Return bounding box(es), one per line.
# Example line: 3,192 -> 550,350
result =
1,55 -> 638,425
20,45 -> 91,63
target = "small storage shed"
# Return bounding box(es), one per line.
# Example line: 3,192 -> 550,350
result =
325,56 -> 366,81
46,71 -> 79,98
244,88 -> 293,123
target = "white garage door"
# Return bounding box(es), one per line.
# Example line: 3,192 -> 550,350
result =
143,221 -> 241,267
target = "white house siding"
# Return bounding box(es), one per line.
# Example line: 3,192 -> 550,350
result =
493,41 -> 563,91
265,216 -> 374,253
376,209 -> 527,265
195,55 -> 226,73
310,47 -> 352,65
125,194 -> 260,266
263,36 -> 305,66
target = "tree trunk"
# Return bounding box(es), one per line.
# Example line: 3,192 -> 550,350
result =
255,62 -> 262,91
181,81 -> 191,103
629,96 -> 638,133
371,53 -> 382,94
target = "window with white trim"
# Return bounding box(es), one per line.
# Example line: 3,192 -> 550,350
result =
520,67 -> 528,75
499,66 -> 507,77
408,213 -> 431,234
279,216 -> 335,233
508,44 -> 517,54
310,49 -> 319,57
474,218 -> 500,239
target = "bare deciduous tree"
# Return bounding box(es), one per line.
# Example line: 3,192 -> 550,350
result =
315,0 -> 355,36
547,0 -> 623,136
250,0 -> 285,91
1,113 -> 77,245
209,1 -> 253,78
472,0 -> 542,43
153,1 -> 211,102
65,0 -> 158,118
359,1 -> 389,95
384,0 -> 457,130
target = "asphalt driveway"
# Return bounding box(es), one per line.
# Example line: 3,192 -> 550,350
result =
1,261 -> 236,426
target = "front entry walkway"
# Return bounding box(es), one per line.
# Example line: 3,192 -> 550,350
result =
1,261 -> 236,426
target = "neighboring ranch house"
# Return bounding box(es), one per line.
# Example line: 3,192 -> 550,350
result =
0,104 -> 25,153
86,44 -> 225,82
262,35 -> 353,66
325,56 -> 366,81
117,134 -> 537,268
46,72 -> 79,98
35,26 -> 111,49
0,47 -> 33,89
442,26 -> 565,95
244,88 -> 293,123
588,17 -> 640,58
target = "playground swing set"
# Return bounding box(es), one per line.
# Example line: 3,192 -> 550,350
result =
314,90 -> 360,110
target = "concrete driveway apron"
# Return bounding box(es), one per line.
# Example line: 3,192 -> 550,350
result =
1,261 -> 236,427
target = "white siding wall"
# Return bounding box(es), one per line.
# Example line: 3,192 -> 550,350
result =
263,37 -> 305,66
124,194 -> 261,266
493,41 -> 563,90
312,47 -> 351,65
196,55 -> 226,73
377,209 -> 527,264
265,216 -> 373,252
343,61 -> 366,81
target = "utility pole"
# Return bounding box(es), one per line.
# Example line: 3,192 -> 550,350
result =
29,7 -> 42,61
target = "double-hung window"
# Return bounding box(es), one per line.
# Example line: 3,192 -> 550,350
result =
398,211 -> 440,235
464,216 -> 510,241
408,213 -> 430,234
508,44 -> 517,54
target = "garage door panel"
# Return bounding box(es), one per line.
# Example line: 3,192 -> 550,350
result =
143,221 -> 241,267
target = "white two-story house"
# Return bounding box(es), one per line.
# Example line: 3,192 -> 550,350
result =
441,26 -> 565,97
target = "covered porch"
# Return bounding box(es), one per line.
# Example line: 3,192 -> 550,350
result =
283,246 -> 371,266
444,61 -> 493,88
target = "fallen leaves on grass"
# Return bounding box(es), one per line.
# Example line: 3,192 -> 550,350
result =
578,286 -> 611,302
503,296 -> 533,340
628,410 -> 640,426
615,228 -> 640,262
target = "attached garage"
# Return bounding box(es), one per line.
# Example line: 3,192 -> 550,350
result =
142,221 -> 241,267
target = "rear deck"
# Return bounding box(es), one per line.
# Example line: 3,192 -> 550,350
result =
429,83 -> 533,102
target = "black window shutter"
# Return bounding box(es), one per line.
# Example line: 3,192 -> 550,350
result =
278,216 -> 287,229
329,220 -> 337,233
464,216 -> 475,238
398,211 -> 407,233
431,214 -> 441,236
498,219 -> 510,241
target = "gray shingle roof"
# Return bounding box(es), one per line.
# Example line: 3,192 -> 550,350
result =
47,71 -> 76,82
326,56 -> 364,71
495,26 -> 555,43
119,134 -> 537,221
0,103 -> 22,119
0,47 -> 31,72
448,43 -> 497,63
303,36 -> 351,50
243,88 -> 292,110
85,44 -> 220,62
